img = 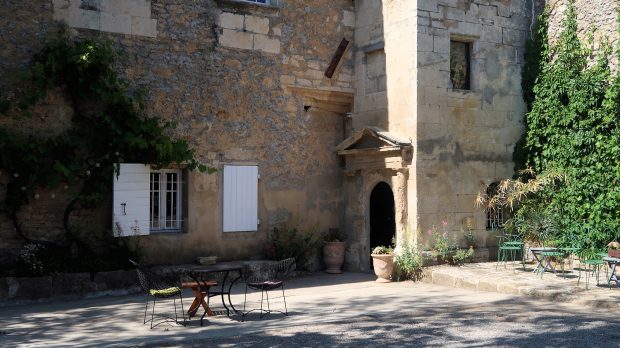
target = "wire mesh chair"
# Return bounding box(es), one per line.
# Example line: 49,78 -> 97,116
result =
241,258 -> 296,322
129,260 -> 186,328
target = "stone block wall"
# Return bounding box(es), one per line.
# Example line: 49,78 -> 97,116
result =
412,0 -> 528,248
546,0 -> 619,67
0,0 -> 355,265
352,0 -> 388,131
52,0 -> 158,37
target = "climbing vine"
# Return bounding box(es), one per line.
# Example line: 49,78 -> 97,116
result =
0,30 -> 206,273
516,1 -> 620,250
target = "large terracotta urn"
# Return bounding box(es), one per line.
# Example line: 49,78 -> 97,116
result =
323,241 -> 346,274
371,253 -> 394,282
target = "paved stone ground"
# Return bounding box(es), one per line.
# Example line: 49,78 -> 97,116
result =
422,261 -> 619,308
1,264 -> 618,347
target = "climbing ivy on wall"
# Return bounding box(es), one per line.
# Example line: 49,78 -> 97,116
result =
0,30 -> 206,271
517,2 -> 620,249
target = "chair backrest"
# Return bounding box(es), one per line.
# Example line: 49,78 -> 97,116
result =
244,258 -> 296,283
129,259 -> 178,292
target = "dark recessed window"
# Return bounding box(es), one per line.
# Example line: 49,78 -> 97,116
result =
243,0 -> 268,3
450,40 -> 471,90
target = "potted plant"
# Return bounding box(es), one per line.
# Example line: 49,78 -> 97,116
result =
464,230 -> 477,249
323,229 -> 346,274
371,246 -> 394,282
608,241 -> 620,258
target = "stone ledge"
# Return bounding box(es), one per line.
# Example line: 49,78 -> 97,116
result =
0,270 -> 140,306
215,0 -> 280,16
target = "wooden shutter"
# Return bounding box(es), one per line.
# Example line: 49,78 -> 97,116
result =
113,163 -> 151,237
223,165 -> 258,232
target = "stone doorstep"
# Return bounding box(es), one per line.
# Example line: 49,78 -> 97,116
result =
422,265 -> 620,308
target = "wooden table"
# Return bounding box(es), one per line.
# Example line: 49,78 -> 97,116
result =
181,262 -> 245,326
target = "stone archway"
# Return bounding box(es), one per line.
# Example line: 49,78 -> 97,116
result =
370,181 -> 396,250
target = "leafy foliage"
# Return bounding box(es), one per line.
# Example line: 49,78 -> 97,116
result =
394,227 -> 423,280
371,245 -> 394,254
0,29 -> 206,272
265,226 -> 321,271
515,2 -> 620,250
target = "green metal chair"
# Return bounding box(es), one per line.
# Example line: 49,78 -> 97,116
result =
577,252 -> 608,290
495,228 -> 525,272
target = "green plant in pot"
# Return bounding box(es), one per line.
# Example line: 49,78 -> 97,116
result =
323,228 -> 346,274
608,241 -> 620,259
371,245 -> 394,282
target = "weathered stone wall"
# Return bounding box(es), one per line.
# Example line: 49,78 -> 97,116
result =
382,0 -> 419,243
412,0 -> 528,248
546,0 -> 619,66
352,0 -> 387,130
0,0 -> 355,265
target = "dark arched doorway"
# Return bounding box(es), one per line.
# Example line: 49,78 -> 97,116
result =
370,182 -> 396,251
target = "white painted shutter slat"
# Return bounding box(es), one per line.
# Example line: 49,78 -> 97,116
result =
223,165 -> 258,232
113,163 -> 151,237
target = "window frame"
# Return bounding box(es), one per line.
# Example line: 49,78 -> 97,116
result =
485,182 -> 506,229
150,168 -> 184,233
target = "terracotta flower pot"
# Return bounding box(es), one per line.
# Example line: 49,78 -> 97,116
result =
371,253 -> 394,282
323,241 -> 346,274
608,248 -> 620,259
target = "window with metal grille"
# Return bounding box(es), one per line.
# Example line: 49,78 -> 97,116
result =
150,169 -> 183,232
485,182 -> 505,229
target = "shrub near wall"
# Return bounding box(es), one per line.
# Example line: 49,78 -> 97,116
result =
517,2 -> 620,248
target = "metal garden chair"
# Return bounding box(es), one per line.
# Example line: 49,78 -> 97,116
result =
495,227 -> 525,272
129,260 -> 186,328
577,252 -> 608,290
241,258 -> 296,321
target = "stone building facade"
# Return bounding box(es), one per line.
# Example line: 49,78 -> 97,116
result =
1,0 -> 617,270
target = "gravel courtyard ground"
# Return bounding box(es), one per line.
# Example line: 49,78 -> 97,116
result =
1,272 -> 618,347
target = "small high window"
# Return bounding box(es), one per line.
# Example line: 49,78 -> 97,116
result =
242,0 -> 269,3
450,40 -> 471,90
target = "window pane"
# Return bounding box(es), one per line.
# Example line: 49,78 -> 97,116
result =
450,41 -> 470,90
150,173 -> 160,229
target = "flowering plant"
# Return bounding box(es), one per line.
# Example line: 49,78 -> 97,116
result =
17,243 -> 46,275
429,220 -> 458,261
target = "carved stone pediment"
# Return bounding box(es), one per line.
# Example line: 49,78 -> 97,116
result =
336,127 -> 412,172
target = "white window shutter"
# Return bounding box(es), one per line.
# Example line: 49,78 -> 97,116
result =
113,163 -> 151,237
223,165 -> 258,232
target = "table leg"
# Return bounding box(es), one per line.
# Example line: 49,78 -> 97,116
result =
227,273 -> 241,313
532,252 -> 544,274
608,262 -> 619,288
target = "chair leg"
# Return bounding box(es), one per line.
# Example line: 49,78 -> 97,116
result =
281,284 -> 288,316
259,289 -> 265,319
179,293 -> 186,326
173,297 -> 178,324
242,284 -> 248,322
151,297 -> 156,329
143,295 -> 150,324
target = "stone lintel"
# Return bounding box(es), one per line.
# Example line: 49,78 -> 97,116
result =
288,86 -> 354,114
